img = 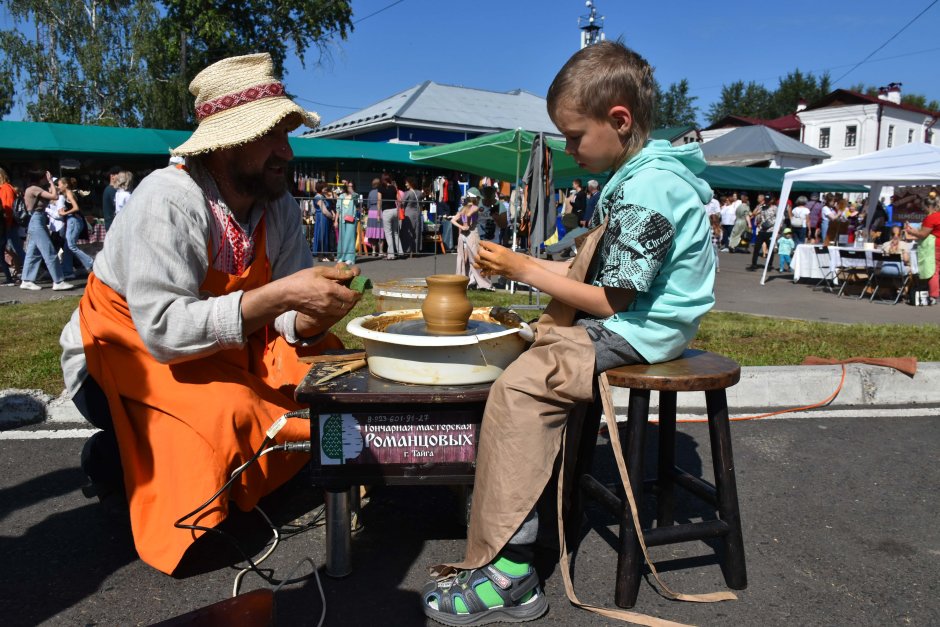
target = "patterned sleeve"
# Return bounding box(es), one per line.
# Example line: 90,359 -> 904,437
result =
596,202 -> 674,292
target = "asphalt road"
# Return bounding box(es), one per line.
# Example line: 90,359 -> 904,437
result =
1,247 -> 939,626
2,413 -> 938,626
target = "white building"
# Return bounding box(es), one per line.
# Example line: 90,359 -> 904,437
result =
798,85 -> 938,163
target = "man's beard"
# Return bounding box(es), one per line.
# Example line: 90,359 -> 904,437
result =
228,157 -> 289,201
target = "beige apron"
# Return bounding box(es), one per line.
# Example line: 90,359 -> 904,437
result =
432,222 -> 607,577
432,220 -> 736,625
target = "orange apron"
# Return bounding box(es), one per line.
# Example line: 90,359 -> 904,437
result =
79,218 -> 341,574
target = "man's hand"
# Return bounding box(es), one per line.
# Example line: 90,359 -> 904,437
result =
284,266 -> 362,335
240,264 -> 362,338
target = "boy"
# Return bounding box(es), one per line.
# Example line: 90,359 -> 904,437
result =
422,41 -> 715,625
777,228 -> 796,272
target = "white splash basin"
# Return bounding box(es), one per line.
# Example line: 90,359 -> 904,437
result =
346,307 -> 530,385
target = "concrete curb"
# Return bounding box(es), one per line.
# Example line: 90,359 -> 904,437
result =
3,362 -> 938,431
611,362 -> 940,412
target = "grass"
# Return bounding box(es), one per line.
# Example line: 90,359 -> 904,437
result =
4,291 -> 938,396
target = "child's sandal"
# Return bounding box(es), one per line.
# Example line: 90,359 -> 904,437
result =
422,565 -> 548,626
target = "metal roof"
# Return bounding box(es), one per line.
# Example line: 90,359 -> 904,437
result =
701,125 -> 829,164
305,80 -> 560,138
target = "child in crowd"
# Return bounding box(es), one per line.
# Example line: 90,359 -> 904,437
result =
421,40 -> 716,625
709,212 -> 722,273
777,227 -> 796,272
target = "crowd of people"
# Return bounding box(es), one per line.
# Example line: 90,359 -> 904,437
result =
703,187 -> 939,305
0,165 -> 135,290
704,190 -> 909,272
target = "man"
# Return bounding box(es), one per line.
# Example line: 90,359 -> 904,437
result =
748,194 -> 778,270
582,179 -> 600,226
102,166 -> 120,230
59,53 -> 361,575
703,193 -> 720,221
571,177 -> 587,227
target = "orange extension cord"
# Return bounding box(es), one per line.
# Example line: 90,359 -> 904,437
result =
647,364 -> 848,425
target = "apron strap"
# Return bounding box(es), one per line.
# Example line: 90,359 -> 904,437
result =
554,372 -> 736,626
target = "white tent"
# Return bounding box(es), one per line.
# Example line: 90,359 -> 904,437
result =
761,142 -> 940,284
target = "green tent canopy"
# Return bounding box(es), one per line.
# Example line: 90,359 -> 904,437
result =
0,120 -> 415,166
410,128 -> 590,181
700,165 -> 867,194
0,120 -> 192,156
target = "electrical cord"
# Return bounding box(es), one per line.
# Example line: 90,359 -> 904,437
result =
173,414 -> 315,587
232,505 -> 281,597
274,557 -> 327,627
649,364 -> 848,424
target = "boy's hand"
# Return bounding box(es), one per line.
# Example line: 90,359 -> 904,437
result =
475,241 -> 533,281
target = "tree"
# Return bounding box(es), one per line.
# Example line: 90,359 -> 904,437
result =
137,0 -> 354,129
655,79 -> 698,128
0,0 -> 354,128
769,69 -> 831,118
706,81 -> 773,124
0,0 -> 158,126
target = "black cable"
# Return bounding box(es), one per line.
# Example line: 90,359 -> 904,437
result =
832,0 -> 939,84
173,433 -> 314,586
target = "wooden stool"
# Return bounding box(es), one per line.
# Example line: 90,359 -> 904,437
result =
574,349 -> 747,608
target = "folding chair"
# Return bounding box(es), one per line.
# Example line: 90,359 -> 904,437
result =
869,253 -> 910,305
812,246 -> 836,292
836,249 -> 871,298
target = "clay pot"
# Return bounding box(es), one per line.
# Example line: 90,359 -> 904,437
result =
422,274 -> 472,335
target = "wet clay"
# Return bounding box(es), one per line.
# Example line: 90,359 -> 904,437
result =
421,274 -> 473,335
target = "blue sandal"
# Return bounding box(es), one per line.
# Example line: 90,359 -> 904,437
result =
422,564 -> 548,626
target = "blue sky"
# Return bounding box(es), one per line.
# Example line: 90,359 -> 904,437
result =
291,0 -> 940,127
3,0 -> 939,126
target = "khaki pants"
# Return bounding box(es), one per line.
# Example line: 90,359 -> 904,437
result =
434,324 -> 596,575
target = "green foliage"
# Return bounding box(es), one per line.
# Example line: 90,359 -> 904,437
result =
708,70 -> 835,124
655,78 -> 699,128
770,69 -> 832,118
902,94 -> 940,112
707,81 -> 774,124
0,0 -> 354,129
138,0 -> 354,129
0,0 -> 159,125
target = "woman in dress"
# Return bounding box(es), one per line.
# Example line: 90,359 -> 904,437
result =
905,196 -> 940,306
729,193 -> 751,253
114,171 -> 134,216
311,180 -> 334,261
379,173 -> 401,259
399,176 -> 423,256
365,178 -> 385,256
19,170 -> 73,291
450,188 -> 493,290
335,181 -> 359,265
57,176 -> 95,278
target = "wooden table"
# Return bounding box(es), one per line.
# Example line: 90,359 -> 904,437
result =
295,364 -> 491,576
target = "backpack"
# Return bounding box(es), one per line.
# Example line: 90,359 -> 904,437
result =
12,194 -> 29,227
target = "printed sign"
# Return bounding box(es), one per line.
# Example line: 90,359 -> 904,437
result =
319,411 -> 478,466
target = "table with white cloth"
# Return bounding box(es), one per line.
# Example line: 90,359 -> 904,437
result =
791,243 -> 918,284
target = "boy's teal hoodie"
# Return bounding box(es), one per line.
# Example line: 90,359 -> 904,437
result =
592,139 -> 716,363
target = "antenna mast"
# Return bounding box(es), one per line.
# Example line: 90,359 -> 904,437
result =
579,1 -> 605,49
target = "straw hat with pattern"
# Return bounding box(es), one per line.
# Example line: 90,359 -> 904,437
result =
172,53 -> 319,157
